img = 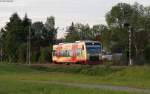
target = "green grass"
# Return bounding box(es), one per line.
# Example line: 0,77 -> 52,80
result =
29,64 -> 150,89
0,63 -> 149,94
0,79 -> 139,94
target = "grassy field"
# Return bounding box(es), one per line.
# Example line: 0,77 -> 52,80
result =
0,63 -> 149,94
30,64 -> 150,89
0,80 -> 140,94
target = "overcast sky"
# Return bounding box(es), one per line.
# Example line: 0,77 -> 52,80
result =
0,0 -> 150,38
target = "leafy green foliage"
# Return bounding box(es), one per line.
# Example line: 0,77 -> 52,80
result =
105,3 -> 150,64
0,2 -> 150,65
0,13 -> 57,63
31,52 -> 37,63
17,43 -> 27,63
65,23 -> 108,42
38,48 -> 49,63
31,65 -> 121,76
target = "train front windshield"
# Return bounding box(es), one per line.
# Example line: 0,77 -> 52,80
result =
86,42 -> 101,54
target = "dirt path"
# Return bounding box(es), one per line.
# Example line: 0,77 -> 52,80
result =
21,80 -> 150,94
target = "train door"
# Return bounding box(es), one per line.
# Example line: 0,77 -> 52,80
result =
72,43 -> 78,63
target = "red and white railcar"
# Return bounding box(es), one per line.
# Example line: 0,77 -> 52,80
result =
52,41 -> 102,64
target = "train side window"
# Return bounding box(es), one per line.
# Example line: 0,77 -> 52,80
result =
64,50 -> 66,57
65,50 -> 69,57
60,50 -> 68,57
63,50 -> 66,56
68,50 -> 73,57
60,50 -> 63,56
61,51 -> 63,56
77,49 -> 81,56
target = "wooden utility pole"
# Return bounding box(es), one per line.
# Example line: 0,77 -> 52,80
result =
0,47 -> 2,63
129,26 -> 132,66
27,26 -> 31,65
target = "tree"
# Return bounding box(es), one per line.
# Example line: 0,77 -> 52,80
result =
3,13 -> 24,62
0,13 -> 57,63
17,43 -> 27,63
45,16 -> 57,45
0,28 -> 4,62
38,48 -> 49,63
106,2 -> 150,64
65,23 -> 94,42
1,13 -> 32,63
31,22 -> 45,41
21,14 -> 32,63
81,24 -> 91,40
22,13 -> 31,42
44,16 -> 57,62
92,24 -> 108,41
65,22 -> 80,42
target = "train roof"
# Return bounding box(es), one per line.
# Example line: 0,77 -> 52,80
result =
56,40 -> 99,45
59,40 -> 99,44
53,40 -> 100,46
76,40 -> 100,43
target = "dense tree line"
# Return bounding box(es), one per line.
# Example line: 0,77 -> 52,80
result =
65,23 -> 108,42
65,2 -> 150,65
0,2 -> 149,65
0,13 -> 57,63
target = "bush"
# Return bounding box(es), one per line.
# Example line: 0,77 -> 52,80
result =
38,48 -> 49,63
112,53 -> 122,65
17,49 -> 25,63
144,45 -> 150,63
17,44 -> 27,63
30,65 -> 121,76
31,52 -> 37,63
